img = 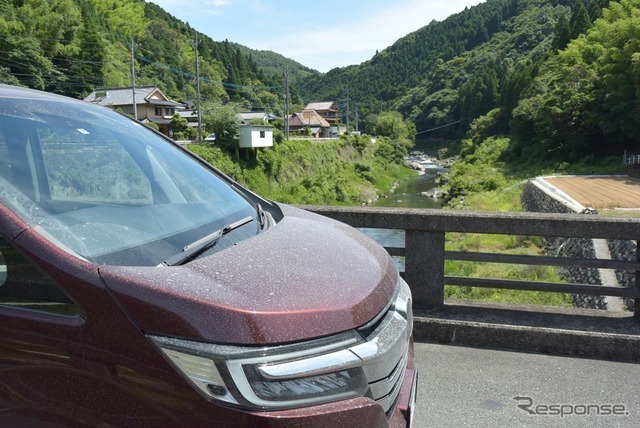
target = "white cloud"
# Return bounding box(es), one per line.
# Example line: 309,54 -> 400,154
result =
249,1 -> 484,71
206,0 -> 230,7
146,0 -> 486,72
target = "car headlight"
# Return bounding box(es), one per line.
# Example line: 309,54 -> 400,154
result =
147,330 -> 371,410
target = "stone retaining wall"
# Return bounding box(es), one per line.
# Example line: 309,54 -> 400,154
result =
522,179 -> 636,310
609,239 -> 638,309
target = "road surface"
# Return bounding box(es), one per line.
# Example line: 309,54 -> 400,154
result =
413,342 -> 640,427
543,176 -> 640,210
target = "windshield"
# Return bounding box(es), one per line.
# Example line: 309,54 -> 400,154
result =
0,94 -> 256,266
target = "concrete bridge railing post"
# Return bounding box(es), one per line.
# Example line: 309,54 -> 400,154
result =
636,240 -> 640,321
405,230 -> 445,309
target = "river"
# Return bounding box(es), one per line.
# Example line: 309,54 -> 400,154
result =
363,156 -> 448,271
374,168 -> 446,209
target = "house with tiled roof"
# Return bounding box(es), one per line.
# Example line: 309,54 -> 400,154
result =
84,86 -> 182,136
238,111 -> 278,124
288,109 -> 332,138
304,101 -> 340,124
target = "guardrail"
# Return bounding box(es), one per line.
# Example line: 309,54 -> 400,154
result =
302,205 -> 640,319
623,152 -> 640,165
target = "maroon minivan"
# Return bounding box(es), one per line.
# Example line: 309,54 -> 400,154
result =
0,85 -> 416,427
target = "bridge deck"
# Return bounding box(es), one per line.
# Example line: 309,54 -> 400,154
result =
542,175 -> 640,210
414,342 -> 640,427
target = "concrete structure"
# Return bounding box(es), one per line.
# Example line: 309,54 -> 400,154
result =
238,124 -> 273,148
522,178 -> 638,312
302,205 -> 640,362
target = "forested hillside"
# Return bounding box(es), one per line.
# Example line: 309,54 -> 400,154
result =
297,0 -> 640,164
0,0 -> 292,113
2,0 -> 639,164
232,43 -> 319,84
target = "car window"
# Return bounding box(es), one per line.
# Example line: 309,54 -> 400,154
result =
0,96 -> 257,266
0,234 -> 78,316
40,127 -> 153,204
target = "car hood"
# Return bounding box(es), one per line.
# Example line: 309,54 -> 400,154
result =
100,205 -> 398,345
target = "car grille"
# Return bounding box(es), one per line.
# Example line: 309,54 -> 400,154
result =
353,277 -> 413,415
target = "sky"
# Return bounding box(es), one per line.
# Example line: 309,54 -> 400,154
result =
149,0 -> 486,73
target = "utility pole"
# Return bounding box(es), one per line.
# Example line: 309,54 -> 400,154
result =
345,86 -> 350,131
284,67 -> 290,140
130,38 -> 137,120
355,104 -> 359,133
195,31 -> 203,143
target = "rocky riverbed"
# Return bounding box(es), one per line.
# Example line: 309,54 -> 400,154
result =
404,151 -> 451,201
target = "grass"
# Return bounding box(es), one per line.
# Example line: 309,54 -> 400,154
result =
444,231 -> 573,307
439,144 -> 639,307
188,137 -> 416,206
443,176 -> 574,307
598,209 -> 640,218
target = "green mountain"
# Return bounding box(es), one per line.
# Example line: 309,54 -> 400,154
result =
296,0 -> 618,155
0,0 -> 283,113
231,43 -> 319,85
2,0 -> 637,161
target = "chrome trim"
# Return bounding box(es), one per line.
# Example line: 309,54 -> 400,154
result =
354,276 -> 412,412
257,349 -> 361,380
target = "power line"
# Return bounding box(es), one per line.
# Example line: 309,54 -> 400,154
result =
415,120 -> 463,135
136,55 -> 281,90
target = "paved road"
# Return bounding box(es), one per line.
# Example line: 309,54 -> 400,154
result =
412,342 -> 640,427
542,175 -> 640,210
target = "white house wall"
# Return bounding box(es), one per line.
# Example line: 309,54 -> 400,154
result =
239,126 -> 273,148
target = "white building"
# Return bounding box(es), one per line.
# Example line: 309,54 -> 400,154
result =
238,124 -> 273,148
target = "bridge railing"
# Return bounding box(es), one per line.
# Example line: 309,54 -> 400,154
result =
302,205 -> 640,319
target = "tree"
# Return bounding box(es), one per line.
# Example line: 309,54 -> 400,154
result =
170,114 -> 196,140
552,12 -> 572,51
200,102 -> 243,148
570,1 -> 592,38
374,111 -> 416,155
511,0 -> 640,160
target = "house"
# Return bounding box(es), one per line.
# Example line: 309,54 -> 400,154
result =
84,86 -> 182,136
304,101 -> 340,124
238,111 -> 278,125
287,109 -> 331,138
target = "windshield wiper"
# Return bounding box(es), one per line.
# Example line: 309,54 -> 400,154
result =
255,202 -> 267,230
160,215 -> 254,267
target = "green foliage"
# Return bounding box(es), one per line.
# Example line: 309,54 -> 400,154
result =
443,226 -> 572,306
448,160 -> 508,194
186,144 -> 242,180
187,137 -> 413,206
372,111 -> 416,160
200,102 -> 242,147
232,43 -> 319,84
170,114 -> 196,140
512,0 -> 640,161
552,11 -> 572,51
569,0 -> 593,38
1,0 -> 281,107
